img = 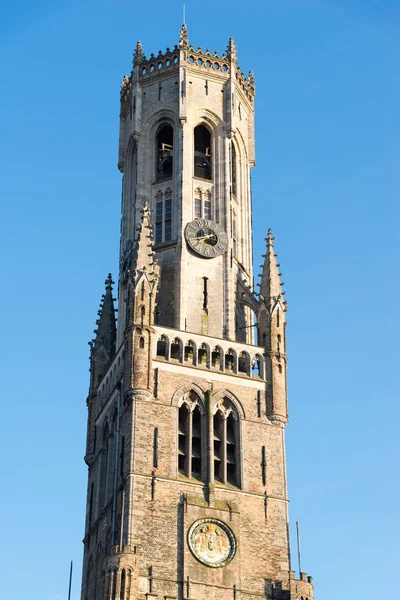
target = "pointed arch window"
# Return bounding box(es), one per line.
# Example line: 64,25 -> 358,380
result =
178,394 -> 204,480
213,399 -> 240,487
157,125 -> 173,180
194,125 -> 212,180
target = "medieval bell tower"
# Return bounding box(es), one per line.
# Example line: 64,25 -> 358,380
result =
81,25 -> 315,600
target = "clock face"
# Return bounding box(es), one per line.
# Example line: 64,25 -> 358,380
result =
185,219 -> 228,258
188,519 -> 236,568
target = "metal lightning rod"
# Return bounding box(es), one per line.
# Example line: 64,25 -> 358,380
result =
68,561 -> 73,600
296,521 -> 302,575
183,3 -> 186,24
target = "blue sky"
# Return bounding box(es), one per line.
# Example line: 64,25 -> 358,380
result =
0,1 -> 399,599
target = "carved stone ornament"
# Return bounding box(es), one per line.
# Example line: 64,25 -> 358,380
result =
188,518 -> 236,567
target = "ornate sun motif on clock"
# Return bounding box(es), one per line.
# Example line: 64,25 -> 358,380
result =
185,219 -> 228,258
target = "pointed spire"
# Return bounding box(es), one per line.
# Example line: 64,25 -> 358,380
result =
259,230 -> 284,304
179,23 -> 189,49
133,40 -> 144,67
94,274 -> 117,357
227,37 -> 237,61
132,203 -> 160,285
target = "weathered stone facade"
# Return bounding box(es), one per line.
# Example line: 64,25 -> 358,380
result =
81,25 -> 314,600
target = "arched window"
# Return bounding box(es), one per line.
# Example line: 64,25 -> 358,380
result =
225,348 -> 237,372
177,394 -> 204,480
178,403 -> 189,474
191,405 -> 202,477
156,335 -> 168,358
231,143 -> 237,196
120,570 -> 126,600
184,340 -> 195,363
213,398 -> 240,486
197,343 -> 208,366
157,125 -> 173,180
252,354 -> 264,379
238,351 -> 250,375
194,125 -> 212,180
112,568 -> 117,600
212,346 -> 222,369
170,338 -> 182,361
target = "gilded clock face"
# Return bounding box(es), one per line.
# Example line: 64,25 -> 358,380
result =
188,519 -> 236,567
185,219 -> 228,258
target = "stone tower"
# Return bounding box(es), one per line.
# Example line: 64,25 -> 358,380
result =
81,26 -> 314,600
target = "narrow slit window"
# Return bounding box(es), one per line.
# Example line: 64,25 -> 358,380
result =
204,192 -> 212,220
232,209 -> 237,256
191,406 -> 202,478
226,413 -> 237,485
165,190 -> 172,241
155,199 -> 163,245
232,143 -> 237,196
213,411 -> 223,482
194,190 -> 202,218
178,404 -> 189,475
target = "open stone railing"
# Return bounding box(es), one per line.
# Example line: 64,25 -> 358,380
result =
153,325 -> 266,380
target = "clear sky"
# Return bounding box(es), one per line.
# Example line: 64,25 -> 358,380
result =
0,1 -> 399,599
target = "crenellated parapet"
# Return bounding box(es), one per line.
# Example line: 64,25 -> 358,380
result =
120,25 -> 255,117
289,571 -> 314,600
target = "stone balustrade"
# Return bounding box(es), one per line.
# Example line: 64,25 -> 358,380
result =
153,325 -> 266,380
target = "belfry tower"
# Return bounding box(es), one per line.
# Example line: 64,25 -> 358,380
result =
81,26 -> 314,600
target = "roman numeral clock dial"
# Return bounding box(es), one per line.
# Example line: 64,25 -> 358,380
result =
185,219 -> 228,258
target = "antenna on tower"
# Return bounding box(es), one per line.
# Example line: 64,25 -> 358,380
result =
68,561 -> 73,600
296,521 -> 302,575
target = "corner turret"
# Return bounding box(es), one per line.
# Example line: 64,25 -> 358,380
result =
258,230 -> 288,423
85,274 -> 117,464
122,204 -> 159,393
89,274 -> 117,391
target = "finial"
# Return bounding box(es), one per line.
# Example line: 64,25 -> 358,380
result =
248,70 -> 255,86
142,201 -> 151,216
133,40 -> 144,67
105,273 -> 114,291
266,229 -> 275,248
120,75 -> 130,96
227,37 -> 237,61
179,23 -> 188,49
